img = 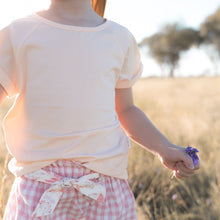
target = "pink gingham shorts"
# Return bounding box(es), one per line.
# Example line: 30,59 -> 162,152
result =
3,160 -> 137,220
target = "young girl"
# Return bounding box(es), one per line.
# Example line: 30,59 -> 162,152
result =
0,0 -> 200,219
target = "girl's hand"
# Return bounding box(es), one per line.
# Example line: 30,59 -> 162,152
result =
157,144 -> 200,179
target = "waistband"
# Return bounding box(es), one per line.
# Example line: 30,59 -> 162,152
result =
20,160 -> 106,218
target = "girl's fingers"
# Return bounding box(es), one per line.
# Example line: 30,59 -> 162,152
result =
181,151 -> 195,170
176,170 -> 190,178
174,170 -> 183,179
176,162 -> 194,174
174,163 -> 194,178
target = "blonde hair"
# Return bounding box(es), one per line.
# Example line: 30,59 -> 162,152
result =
91,0 -> 107,18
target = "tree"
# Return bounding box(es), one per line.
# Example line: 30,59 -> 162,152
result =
200,7 -> 220,75
139,23 -> 201,77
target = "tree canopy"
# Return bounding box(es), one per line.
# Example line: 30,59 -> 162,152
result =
140,23 -> 201,77
139,7 -> 220,77
200,7 -> 220,52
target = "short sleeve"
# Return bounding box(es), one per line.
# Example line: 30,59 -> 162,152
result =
0,26 -> 19,98
115,33 -> 144,89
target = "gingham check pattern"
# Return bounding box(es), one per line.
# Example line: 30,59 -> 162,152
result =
23,169 -> 106,218
3,160 -> 137,220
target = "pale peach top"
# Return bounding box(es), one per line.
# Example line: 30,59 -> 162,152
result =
0,13 -> 143,179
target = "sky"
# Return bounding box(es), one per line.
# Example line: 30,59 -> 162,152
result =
0,0 -> 220,77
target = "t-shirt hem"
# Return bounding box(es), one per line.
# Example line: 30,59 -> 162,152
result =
81,163 -> 128,180
115,62 -> 144,89
8,157 -> 128,180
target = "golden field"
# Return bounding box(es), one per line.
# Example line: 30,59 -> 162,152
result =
0,76 -> 220,219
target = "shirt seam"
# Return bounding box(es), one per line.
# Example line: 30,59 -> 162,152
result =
108,29 -> 128,84
15,21 -> 42,61
108,29 -> 125,59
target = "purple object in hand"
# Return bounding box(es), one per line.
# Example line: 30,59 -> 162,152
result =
185,146 -> 199,166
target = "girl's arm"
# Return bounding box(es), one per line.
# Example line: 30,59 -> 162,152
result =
0,84 -> 7,106
115,87 -> 200,179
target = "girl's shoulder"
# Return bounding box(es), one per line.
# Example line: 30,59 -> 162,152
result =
3,13 -> 39,28
1,13 -> 41,38
0,14 -> 43,51
105,19 -> 137,54
108,19 -> 135,39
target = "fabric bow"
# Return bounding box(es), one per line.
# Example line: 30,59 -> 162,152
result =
21,169 -> 106,217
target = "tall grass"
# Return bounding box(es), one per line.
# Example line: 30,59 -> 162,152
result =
129,76 -> 220,220
0,77 -> 219,219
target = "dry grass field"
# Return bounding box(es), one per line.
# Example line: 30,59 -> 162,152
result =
0,76 -> 220,219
